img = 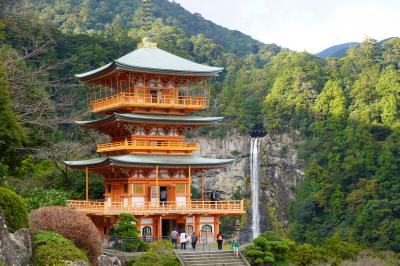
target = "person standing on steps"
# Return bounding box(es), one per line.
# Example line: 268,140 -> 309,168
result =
191,232 -> 198,250
170,228 -> 178,249
216,232 -> 223,250
180,230 -> 187,249
231,236 -> 240,257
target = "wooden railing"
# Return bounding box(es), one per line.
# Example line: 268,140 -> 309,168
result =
97,139 -> 200,153
67,200 -> 245,215
90,92 -> 208,112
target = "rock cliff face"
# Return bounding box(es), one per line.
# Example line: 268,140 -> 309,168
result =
0,210 -> 32,266
191,132 -> 304,232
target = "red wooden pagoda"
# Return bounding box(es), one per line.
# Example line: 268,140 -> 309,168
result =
65,37 -> 244,241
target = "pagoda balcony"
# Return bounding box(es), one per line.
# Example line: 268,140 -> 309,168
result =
89,92 -> 208,114
96,139 -> 200,154
67,200 -> 245,216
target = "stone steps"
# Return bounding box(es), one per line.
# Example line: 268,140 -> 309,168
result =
176,250 -> 248,266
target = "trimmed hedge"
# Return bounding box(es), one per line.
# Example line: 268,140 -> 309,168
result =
0,186 -> 28,232
32,231 -> 88,266
29,206 -> 101,265
129,241 -> 180,266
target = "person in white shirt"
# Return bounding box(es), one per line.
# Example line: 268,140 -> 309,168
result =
180,231 -> 187,249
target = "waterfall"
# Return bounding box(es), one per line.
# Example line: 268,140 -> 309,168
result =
250,138 -> 260,239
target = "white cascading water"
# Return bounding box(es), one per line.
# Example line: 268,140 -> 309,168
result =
250,138 -> 260,239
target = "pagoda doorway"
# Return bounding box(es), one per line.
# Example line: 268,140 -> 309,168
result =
160,186 -> 168,203
162,219 -> 177,239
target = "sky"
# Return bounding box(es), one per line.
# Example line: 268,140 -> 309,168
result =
170,0 -> 400,53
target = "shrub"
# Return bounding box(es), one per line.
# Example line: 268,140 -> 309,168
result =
29,206 -> 101,264
32,231 -> 88,266
26,188 -> 68,211
320,235 -> 361,262
111,213 -> 144,252
129,240 -> 180,266
286,239 -> 324,266
0,186 -> 28,232
245,231 -> 289,266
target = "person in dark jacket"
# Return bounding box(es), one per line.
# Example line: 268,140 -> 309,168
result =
191,232 -> 198,250
216,232 -> 223,250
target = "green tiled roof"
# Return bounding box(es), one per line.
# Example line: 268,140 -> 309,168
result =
64,155 -> 233,169
76,47 -> 223,79
75,113 -> 224,127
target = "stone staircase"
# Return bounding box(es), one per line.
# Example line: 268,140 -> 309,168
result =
175,250 -> 250,266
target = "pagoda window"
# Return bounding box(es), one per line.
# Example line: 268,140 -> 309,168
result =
107,184 -> 112,193
201,225 -> 212,234
176,183 -> 186,195
124,184 -> 129,193
186,225 -> 193,236
133,184 -> 145,195
142,226 -> 152,237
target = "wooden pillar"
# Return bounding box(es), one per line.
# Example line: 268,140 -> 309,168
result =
156,165 -> 159,205
85,167 -> 89,202
214,216 -> 220,241
159,216 -> 162,240
201,171 -> 205,202
188,166 -> 191,202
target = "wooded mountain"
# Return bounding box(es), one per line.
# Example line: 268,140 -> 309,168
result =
316,42 -> 359,58
317,38 -> 399,58
25,0 -> 264,57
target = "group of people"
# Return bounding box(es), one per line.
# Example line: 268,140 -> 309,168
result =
170,228 -> 198,250
169,229 -> 240,256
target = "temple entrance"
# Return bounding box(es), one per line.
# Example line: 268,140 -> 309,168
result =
177,223 -> 185,233
162,219 -> 176,239
160,186 -> 167,203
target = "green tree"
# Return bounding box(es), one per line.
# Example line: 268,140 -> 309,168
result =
26,188 -> 68,211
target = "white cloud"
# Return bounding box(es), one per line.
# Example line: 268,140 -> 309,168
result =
171,0 -> 400,53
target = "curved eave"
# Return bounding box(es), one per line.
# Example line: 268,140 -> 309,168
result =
64,155 -> 234,170
75,62 -> 116,80
75,62 -> 223,81
115,61 -> 223,77
75,113 -> 224,128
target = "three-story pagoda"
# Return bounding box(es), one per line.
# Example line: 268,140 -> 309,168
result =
65,37 -> 244,241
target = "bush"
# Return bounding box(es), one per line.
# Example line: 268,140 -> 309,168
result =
0,186 -> 28,232
320,235 -> 361,263
245,231 -> 289,266
110,213 -> 144,252
32,231 -> 88,266
29,206 -> 101,264
286,240 -> 324,266
129,241 -> 180,266
26,188 -> 68,211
